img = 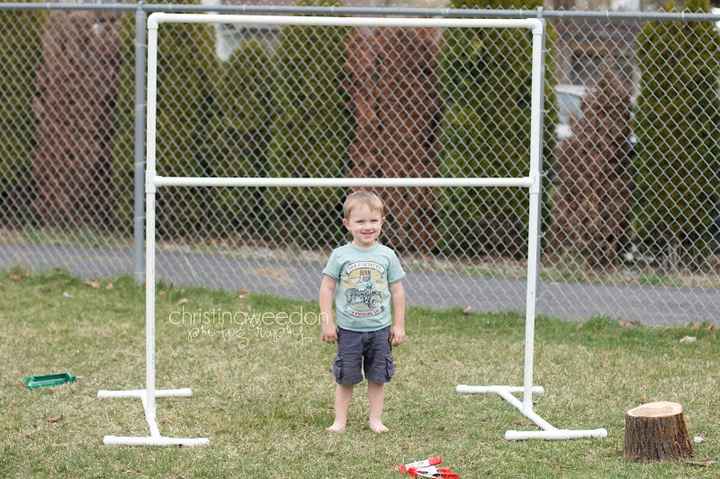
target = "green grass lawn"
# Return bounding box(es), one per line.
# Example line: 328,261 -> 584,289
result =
1,268 -> 718,478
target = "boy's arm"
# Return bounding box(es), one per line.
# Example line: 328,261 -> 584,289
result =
389,281 -> 406,346
319,275 -> 338,342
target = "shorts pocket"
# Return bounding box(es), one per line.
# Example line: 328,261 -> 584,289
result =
385,354 -> 395,381
332,354 -> 343,382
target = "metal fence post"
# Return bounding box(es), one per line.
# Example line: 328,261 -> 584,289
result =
133,1 -> 147,283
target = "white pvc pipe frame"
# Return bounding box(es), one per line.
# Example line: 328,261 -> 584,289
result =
96,12 -> 607,446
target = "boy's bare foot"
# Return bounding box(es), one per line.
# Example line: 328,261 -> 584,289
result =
368,420 -> 388,433
326,423 -> 346,433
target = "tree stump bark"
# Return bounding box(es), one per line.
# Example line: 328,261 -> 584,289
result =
624,401 -> 693,462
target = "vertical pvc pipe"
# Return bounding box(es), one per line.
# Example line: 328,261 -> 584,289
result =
522,20 -> 546,413
144,16 -> 160,429
133,2 -> 147,284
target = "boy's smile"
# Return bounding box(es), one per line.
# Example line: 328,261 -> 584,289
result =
343,203 -> 384,248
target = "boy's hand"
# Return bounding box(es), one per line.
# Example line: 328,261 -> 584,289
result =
321,323 -> 337,343
390,326 -> 406,346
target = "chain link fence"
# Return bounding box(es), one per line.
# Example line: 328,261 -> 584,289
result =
1,3 -> 719,325
0,7 -> 135,276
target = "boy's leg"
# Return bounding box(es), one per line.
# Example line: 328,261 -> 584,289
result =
328,328 -> 363,433
367,381 -> 388,433
327,384 -> 353,433
364,327 -> 393,433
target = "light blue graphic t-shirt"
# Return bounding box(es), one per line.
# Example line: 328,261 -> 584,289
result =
322,242 -> 406,332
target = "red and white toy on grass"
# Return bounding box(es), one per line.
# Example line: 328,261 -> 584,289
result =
397,456 -> 460,478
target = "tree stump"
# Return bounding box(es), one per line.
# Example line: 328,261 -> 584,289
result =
624,401 -> 693,462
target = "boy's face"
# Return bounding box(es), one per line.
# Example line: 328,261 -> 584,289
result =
343,203 -> 383,248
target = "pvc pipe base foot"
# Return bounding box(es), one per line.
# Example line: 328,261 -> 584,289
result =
457,384 -> 607,441
456,385 -> 544,395
98,387 -> 205,447
505,428 -> 608,441
97,388 -> 193,399
103,435 -> 209,447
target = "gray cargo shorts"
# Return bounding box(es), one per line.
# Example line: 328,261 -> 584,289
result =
331,326 -> 395,385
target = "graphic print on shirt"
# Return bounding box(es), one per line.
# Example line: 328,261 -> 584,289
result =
342,261 -> 386,318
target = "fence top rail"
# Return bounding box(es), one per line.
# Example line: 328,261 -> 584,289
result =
0,2 -> 718,22
148,12 -> 540,30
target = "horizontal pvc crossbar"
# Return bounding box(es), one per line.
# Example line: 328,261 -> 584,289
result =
151,176 -> 533,189
149,13 -> 543,33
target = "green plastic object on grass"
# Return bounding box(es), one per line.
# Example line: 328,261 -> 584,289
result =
22,372 -> 76,389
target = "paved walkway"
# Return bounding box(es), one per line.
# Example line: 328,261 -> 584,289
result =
2,243 -> 718,326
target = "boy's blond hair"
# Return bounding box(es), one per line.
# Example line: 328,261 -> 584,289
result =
343,191 -> 384,219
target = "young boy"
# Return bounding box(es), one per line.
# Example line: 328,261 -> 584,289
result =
319,191 -> 406,433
